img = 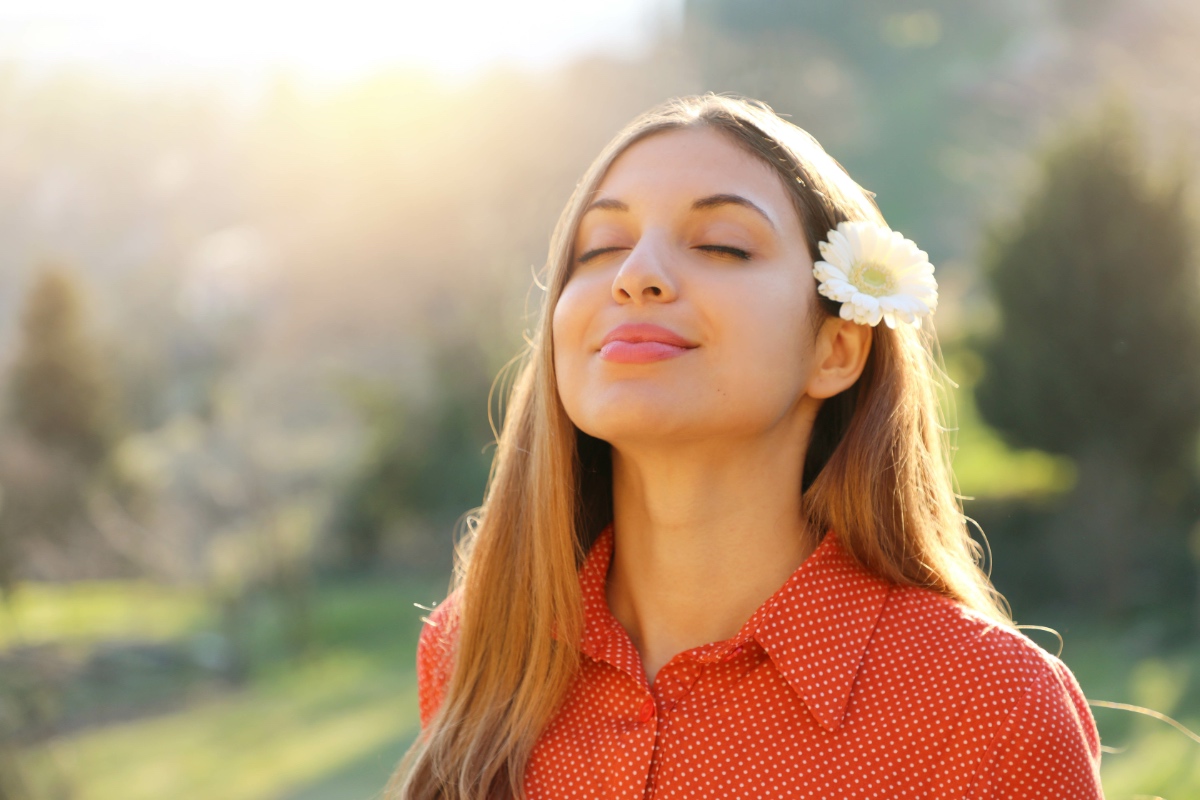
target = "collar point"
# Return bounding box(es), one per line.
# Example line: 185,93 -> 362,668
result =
808,703 -> 849,734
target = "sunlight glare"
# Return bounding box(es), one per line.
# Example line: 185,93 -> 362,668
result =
0,0 -> 679,85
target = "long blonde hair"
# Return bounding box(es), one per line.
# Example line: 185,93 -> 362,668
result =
390,94 -> 1010,800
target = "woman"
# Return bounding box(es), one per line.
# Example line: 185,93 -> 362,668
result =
390,94 -> 1104,799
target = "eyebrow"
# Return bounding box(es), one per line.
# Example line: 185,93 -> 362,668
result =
692,194 -> 776,230
585,197 -> 629,213
583,193 -> 776,230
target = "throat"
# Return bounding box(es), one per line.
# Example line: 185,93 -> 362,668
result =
604,521 -> 815,687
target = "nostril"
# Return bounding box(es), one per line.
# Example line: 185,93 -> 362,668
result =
648,287 -> 662,297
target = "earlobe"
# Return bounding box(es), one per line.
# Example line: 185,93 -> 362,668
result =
806,318 -> 872,400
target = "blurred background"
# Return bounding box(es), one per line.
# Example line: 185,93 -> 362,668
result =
0,0 -> 1198,797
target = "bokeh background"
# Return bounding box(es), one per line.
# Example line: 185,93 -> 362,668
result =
1,0 -> 1199,797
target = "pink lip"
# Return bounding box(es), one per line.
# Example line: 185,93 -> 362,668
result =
599,324 -> 698,364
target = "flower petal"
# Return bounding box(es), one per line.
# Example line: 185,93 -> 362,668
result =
813,260 -> 849,283
815,220 -> 938,329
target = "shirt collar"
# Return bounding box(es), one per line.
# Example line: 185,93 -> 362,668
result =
577,524 -> 893,733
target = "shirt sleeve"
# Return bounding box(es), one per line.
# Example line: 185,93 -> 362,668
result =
416,591 -> 459,729
965,655 -> 1104,799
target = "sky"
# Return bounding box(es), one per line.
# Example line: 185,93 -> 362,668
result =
0,0 -> 685,87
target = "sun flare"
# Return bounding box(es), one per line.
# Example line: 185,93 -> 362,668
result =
0,0 -> 677,84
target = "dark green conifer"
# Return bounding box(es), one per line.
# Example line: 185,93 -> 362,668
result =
975,99 -> 1200,614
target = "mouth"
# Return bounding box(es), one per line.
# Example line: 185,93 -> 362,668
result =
599,324 -> 698,364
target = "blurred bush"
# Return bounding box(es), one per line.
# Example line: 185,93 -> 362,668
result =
973,97 -> 1200,619
0,263 -> 126,594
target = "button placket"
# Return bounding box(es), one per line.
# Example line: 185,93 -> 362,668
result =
639,658 -> 706,798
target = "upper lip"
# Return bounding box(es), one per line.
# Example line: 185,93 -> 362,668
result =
600,323 -> 698,349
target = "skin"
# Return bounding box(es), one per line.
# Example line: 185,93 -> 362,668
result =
552,127 -> 872,684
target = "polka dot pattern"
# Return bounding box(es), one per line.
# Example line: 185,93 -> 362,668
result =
417,526 -> 1104,798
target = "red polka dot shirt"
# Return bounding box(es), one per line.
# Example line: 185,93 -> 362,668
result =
417,526 -> 1104,798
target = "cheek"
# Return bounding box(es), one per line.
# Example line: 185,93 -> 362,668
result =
552,283 -> 587,356
714,282 -> 816,407
551,281 -> 591,410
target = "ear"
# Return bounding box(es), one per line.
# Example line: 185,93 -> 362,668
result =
805,317 -> 873,400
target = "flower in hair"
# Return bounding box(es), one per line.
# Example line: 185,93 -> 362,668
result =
812,221 -> 938,328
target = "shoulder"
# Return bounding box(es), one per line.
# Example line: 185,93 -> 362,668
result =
875,586 -> 1102,795
879,584 -> 1070,693
416,589 -> 461,728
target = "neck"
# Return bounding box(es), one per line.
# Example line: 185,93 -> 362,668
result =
605,433 -> 817,684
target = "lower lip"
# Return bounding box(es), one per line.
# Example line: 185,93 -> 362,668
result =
599,341 -> 692,364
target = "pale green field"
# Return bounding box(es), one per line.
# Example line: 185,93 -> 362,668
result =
6,577 -> 432,800
36,653 -> 417,800
4,580 -> 1198,800
0,581 -> 209,650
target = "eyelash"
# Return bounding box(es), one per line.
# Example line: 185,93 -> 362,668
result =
698,245 -> 751,260
576,246 -> 623,264
575,244 -> 752,264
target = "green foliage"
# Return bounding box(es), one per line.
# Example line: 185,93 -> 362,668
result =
328,338 -> 496,571
684,0 -> 1024,253
973,98 -> 1200,616
975,100 -> 1200,474
8,263 -> 115,464
0,263 -> 122,595
942,348 -> 1076,501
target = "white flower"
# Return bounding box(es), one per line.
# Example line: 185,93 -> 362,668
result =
812,221 -> 938,329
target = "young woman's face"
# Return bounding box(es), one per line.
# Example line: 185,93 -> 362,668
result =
552,126 -> 826,448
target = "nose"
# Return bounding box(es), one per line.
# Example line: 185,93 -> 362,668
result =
611,237 -> 678,305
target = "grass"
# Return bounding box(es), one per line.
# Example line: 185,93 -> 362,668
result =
0,581 -> 208,649
9,576 -> 439,800
7,581 -> 1199,799
44,651 -> 419,800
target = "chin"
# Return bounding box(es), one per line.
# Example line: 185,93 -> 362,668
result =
569,388 -> 704,446
581,417 -> 695,448
569,383 -> 807,452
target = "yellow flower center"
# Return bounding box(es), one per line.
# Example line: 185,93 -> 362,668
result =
851,261 -> 896,297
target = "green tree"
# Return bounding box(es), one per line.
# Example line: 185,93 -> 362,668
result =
682,0 -> 1031,254
329,337 -> 495,572
0,262 -> 117,594
974,99 -> 1200,615
9,263 -> 114,463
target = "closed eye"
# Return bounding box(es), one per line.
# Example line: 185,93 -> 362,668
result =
577,244 -> 751,263
697,245 -> 751,260
576,246 -> 626,264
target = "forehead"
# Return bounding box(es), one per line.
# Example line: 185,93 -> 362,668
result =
592,127 -> 798,229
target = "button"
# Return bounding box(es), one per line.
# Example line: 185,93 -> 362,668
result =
722,645 -> 743,662
637,699 -> 655,723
